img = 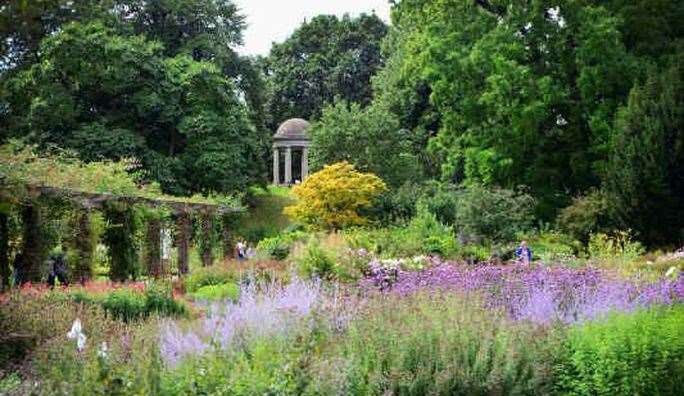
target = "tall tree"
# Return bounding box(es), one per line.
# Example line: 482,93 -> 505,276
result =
309,101 -> 421,187
603,54 -> 684,245
1,0 -> 271,194
264,13 -> 387,128
3,22 -> 260,194
0,0 -> 112,70
383,0 -> 644,217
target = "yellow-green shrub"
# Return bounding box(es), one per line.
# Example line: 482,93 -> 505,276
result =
285,162 -> 387,230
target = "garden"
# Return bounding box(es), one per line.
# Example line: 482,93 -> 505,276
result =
1,154 -> 684,395
2,0 -> 684,394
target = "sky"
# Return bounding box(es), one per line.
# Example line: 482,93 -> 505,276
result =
233,0 -> 392,56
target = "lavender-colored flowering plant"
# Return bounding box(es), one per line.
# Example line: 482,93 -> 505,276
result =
159,277 -> 357,367
361,260 -> 684,324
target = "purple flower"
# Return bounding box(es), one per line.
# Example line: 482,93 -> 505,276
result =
159,277 -> 354,367
361,260 -> 684,324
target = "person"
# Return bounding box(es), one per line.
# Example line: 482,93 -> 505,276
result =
47,250 -> 69,288
236,239 -> 246,261
515,241 -> 533,265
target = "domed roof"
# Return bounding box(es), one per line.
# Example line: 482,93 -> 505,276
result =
274,118 -> 310,140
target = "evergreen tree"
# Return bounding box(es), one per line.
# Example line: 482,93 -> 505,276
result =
604,54 -> 684,245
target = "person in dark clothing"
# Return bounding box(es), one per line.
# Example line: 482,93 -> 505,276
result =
12,251 -> 25,286
47,251 -> 69,288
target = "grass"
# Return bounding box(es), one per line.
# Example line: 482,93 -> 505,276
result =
233,185 -> 295,243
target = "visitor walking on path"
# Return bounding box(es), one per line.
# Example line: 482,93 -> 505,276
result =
236,239 -> 247,261
515,241 -> 533,265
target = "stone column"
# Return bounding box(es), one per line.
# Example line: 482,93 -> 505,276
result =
272,147 -> 279,185
301,147 -> 309,181
284,146 -> 292,185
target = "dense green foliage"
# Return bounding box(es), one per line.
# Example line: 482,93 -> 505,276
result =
102,202 -> 141,282
263,14 -> 387,129
72,283 -> 187,323
355,0 -> 684,245
556,306 -> 684,395
182,264 -> 237,293
1,0 -> 268,195
309,101 -> 421,187
603,56 -> 684,244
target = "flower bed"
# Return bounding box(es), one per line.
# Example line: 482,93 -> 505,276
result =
361,261 -> 684,323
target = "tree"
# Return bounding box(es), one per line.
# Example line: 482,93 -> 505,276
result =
3,22 -> 261,195
1,0 -> 270,193
114,0 -> 245,60
603,55 -> 684,245
376,0 -> 654,219
0,0 -> 113,70
308,101 -> 421,187
264,13 -> 387,129
284,162 -> 387,230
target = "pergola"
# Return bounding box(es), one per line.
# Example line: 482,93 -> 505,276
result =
0,183 -> 242,287
272,118 -> 311,186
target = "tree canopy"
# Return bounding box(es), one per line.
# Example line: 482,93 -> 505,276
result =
263,13 -> 388,129
355,0 -> 684,245
0,0 -> 268,196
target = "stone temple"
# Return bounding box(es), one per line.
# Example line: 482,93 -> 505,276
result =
272,118 -> 311,186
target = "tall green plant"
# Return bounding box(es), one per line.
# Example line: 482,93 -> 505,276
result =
556,307 -> 684,395
103,202 -> 140,282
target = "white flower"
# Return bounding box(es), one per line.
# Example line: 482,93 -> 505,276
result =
76,333 -> 87,351
67,319 -> 87,352
67,319 -> 82,339
98,341 -> 108,359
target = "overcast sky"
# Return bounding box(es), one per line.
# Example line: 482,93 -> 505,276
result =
233,0 -> 392,56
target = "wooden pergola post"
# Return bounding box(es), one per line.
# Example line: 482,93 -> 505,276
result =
176,211 -> 191,275
222,215 -> 234,261
146,218 -> 162,278
72,209 -> 94,284
19,202 -> 43,284
200,211 -> 214,267
0,212 -> 9,291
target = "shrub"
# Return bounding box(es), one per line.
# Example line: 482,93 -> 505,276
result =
285,162 -> 387,230
452,185 -> 536,243
588,230 -> 645,264
407,209 -> 458,257
0,372 -> 21,394
555,306 -> 684,395
143,282 -> 187,318
296,239 -> 338,280
188,283 -> 240,302
256,231 -> 306,261
99,283 -> 186,322
523,231 -> 581,265
557,189 -> 612,243
345,226 -> 421,258
367,182 -> 422,224
183,265 -> 237,293
416,182 -> 460,226
345,211 -> 458,259
100,288 -> 146,322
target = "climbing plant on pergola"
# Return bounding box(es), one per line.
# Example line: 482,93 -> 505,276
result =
0,142 -> 242,289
